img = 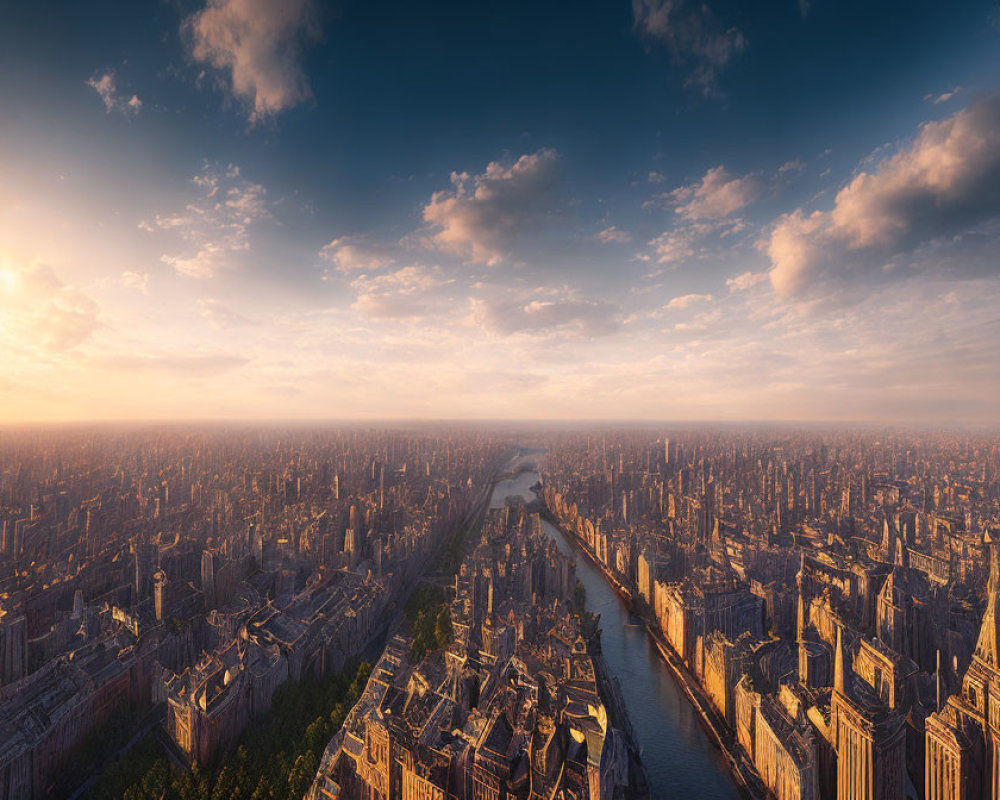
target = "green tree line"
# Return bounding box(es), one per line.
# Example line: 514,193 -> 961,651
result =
405,583 -> 453,661
84,660 -> 372,800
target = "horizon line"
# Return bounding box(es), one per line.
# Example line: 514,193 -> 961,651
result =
0,417 -> 997,431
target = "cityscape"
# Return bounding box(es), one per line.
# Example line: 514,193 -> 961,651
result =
2,0 -> 1000,798
1,427 -> 1000,799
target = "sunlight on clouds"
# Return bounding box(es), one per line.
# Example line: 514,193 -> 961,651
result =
765,95 -> 1000,298
184,0 -> 320,122
141,164 -> 269,279
321,236 -> 396,274
0,260 -> 101,353
666,292 -> 713,310
423,149 -> 559,265
668,166 -> 760,220
2,93 -> 1000,423
350,266 -> 448,319
87,72 -> 142,117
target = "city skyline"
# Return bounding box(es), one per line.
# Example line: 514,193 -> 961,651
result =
4,423 -> 999,799
2,0 -> 1000,423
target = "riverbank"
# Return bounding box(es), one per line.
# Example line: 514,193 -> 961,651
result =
541,505 -> 767,800
490,465 -> 650,799
589,637 -> 652,800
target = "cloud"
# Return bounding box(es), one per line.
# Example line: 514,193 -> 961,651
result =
350,266 -> 445,319
726,271 -> 767,292
321,236 -> 395,273
422,148 -> 559,265
121,271 -> 149,293
184,0 -> 320,121
596,226 -> 632,244
666,292 -> 713,309
765,95 -> 1000,297
467,293 -> 620,337
0,262 -> 101,352
87,72 -> 142,116
632,0 -> 746,94
667,166 -> 761,219
671,307 -> 722,331
924,87 -> 962,105
648,227 -> 697,264
647,218 -> 746,265
142,164 -> 269,279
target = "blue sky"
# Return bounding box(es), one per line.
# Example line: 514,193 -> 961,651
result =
1,0 -> 999,421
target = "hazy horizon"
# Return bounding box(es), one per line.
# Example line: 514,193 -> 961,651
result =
0,416 -> 996,432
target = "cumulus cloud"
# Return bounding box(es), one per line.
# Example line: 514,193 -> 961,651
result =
87,72 -> 142,116
666,292 -> 713,309
422,148 -> 559,265
765,95 -> 1000,297
0,262 -> 101,352
467,293 -> 620,337
184,0 -> 320,121
321,236 -> 395,274
667,166 -> 761,219
350,266 -> 445,319
632,0 -> 746,94
142,164 -> 269,279
596,226 -> 632,244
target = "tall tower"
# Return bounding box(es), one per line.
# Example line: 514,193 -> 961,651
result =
201,550 -> 216,611
345,527 -> 358,569
959,531 -> 1000,797
154,569 -> 167,623
924,531 -> 1000,799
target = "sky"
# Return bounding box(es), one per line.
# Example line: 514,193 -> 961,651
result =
1,0 -> 999,423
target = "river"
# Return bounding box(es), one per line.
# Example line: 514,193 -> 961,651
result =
489,467 -> 739,800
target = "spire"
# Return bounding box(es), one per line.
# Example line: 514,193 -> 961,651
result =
974,531 -> 1000,667
834,624 -> 849,697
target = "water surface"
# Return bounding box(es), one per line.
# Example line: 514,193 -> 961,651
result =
489,469 -> 739,800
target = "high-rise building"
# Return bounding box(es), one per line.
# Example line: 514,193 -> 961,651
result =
925,533 -> 1000,799
831,625 -> 906,800
201,549 -> 217,610
0,611 -> 27,688
154,569 -> 167,623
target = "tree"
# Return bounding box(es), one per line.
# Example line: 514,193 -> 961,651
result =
84,660 -> 366,800
434,606 -> 453,649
